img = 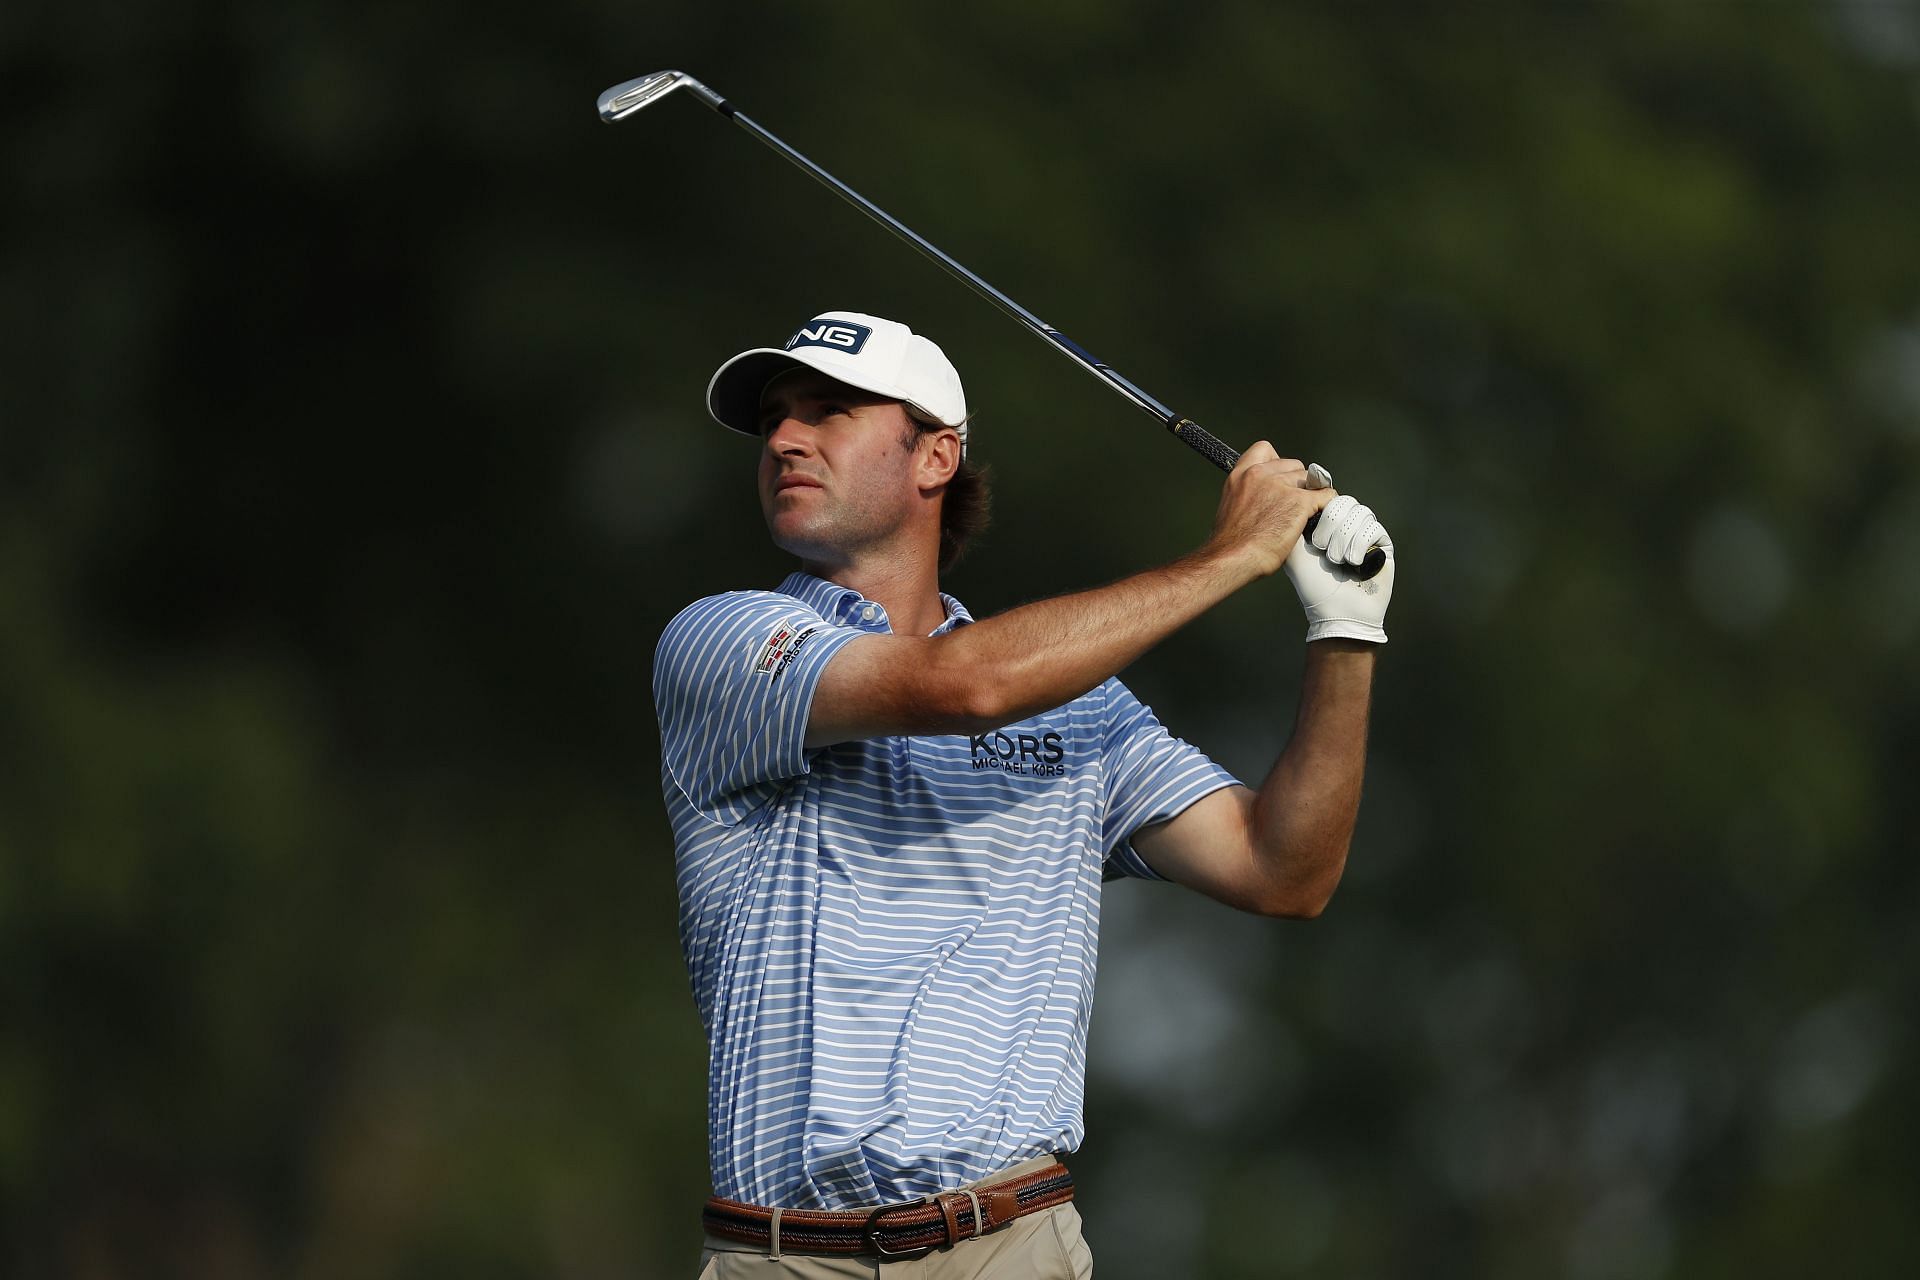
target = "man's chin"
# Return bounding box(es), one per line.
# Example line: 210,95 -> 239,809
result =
766,520 -> 839,565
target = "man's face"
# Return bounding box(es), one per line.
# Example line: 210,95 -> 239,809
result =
756,367 -> 924,567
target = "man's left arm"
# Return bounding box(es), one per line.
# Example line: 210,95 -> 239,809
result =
1131,493 -> 1394,918
1131,641 -> 1374,918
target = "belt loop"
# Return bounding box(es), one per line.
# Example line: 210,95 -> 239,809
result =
935,1192 -> 962,1247
964,1188 -> 983,1239
769,1207 -> 782,1260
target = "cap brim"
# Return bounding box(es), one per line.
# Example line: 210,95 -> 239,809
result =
706,346 -> 934,436
705,350 -> 804,435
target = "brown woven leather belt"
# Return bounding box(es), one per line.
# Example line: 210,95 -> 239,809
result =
702,1159 -> 1074,1258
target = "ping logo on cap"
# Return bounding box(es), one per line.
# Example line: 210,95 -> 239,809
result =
786,318 -> 872,355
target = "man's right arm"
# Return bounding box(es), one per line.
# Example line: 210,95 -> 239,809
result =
804,442 -> 1334,749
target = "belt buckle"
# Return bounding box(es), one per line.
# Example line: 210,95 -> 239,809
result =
865,1203 -> 934,1260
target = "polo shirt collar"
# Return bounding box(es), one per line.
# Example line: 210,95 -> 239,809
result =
776,571 -> 973,637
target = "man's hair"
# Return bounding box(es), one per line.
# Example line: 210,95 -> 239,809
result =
901,404 -> 991,572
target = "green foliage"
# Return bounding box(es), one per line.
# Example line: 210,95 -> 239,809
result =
3,2 -> 1916,1276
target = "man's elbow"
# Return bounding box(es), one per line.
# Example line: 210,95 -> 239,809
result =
1248,847 -> 1348,919
1253,885 -> 1336,920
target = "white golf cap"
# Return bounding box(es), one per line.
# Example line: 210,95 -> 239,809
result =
706,310 -> 970,455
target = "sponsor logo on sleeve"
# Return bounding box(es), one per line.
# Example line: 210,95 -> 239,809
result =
753,621 -> 820,679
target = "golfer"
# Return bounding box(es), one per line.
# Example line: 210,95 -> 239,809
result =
653,310 -> 1395,1276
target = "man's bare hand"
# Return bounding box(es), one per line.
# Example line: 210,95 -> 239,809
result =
1204,441 -> 1337,578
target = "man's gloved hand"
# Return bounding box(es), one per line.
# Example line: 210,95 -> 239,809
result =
1284,493 -> 1395,644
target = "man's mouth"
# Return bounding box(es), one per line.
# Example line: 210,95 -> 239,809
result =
775,473 -> 824,492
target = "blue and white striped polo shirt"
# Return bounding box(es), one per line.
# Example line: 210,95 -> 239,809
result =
653,571 -> 1238,1210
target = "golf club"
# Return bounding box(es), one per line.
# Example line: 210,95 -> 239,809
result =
598,70 -> 1387,579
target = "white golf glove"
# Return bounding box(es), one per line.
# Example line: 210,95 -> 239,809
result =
1284,494 -> 1395,644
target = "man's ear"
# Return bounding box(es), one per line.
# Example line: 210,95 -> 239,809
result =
916,428 -> 962,493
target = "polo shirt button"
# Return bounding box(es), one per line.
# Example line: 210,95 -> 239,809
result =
860,604 -> 879,622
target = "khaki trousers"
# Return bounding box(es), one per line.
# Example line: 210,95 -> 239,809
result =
695,1158 -> 1095,1279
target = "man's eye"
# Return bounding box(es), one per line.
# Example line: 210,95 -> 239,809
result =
820,404 -> 848,418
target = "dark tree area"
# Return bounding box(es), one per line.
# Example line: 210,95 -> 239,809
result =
3,3 -> 1917,1277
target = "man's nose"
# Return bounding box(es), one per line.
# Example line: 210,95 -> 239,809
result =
765,417 -> 813,455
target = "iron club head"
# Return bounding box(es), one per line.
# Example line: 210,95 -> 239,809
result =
598,71 -> 724,122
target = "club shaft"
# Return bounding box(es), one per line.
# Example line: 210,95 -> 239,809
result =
688,94 -> 1243,473
621,73 -> 1386,579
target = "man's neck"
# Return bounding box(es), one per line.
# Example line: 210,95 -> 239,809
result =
800,552 -> 949,638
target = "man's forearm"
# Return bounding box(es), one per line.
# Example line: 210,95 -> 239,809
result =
1246,640 -> 1376,913
939,544 -> 1263,728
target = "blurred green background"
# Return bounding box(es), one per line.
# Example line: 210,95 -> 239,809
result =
4,1 -> 1918,1277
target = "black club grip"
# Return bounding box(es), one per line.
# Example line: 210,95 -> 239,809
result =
1168,417 -> 1241,473
1168,417 -> 1387,582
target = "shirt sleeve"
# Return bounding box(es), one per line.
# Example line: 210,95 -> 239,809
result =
1098,678 -> 1242,881
652,591 -> 865,825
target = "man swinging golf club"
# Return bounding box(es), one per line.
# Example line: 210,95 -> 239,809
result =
653,309 -> 1395,1276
